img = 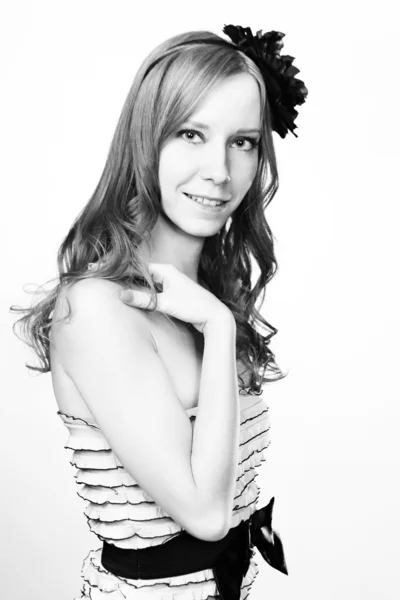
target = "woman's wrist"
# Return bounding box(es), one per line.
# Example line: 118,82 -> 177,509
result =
202,308 -> 236,337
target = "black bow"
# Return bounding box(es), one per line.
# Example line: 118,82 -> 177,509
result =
213,497 -> 288,599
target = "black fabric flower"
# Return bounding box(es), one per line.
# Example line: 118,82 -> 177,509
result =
223,25 -> 308,138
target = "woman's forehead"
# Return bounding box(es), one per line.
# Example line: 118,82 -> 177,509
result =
188,74 -> 262,130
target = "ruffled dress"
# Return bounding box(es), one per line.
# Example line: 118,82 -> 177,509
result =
57,389 -> 271,600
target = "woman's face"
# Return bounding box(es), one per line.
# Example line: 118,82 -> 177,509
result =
158,73 -> 262,236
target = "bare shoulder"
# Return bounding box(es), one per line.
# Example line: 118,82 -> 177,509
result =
53,276 -> 144,317
54,276 -> 121,309
51,277 -> 153,355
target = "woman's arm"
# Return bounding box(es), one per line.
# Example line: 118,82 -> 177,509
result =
190,315 -> 240,537
51,278 -> 238,542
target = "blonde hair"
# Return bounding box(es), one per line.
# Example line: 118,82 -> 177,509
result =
11,29 -> 287,391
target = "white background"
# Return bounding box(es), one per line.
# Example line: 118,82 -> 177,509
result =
2,1 -> 400,599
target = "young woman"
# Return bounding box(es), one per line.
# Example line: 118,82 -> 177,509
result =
12,25 -> 307,600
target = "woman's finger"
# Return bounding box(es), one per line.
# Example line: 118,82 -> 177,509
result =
120,289 -> 156,310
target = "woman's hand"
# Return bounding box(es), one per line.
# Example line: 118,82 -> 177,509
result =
119,263 -> 233,334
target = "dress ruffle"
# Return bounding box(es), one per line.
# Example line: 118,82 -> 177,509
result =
59,394 -> 270,599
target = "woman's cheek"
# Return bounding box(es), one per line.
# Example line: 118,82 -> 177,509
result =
235,155 -> 258,188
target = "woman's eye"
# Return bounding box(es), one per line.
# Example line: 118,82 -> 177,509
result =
177,129 -> 259,152
233,138 -> 259,151
178,129 -> 202,143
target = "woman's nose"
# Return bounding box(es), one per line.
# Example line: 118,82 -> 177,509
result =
199,145 -> 231,185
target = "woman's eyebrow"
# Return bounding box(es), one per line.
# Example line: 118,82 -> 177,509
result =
185,120 -> 261,134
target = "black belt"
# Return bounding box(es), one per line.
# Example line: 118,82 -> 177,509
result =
101,496 -> 288,600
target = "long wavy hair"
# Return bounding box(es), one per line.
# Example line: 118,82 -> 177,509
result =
10,29 -> 288,392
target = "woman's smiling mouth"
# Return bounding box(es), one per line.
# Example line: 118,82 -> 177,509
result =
183,192 -> 229,213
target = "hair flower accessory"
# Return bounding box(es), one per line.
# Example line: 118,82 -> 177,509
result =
223,25 -> 308,138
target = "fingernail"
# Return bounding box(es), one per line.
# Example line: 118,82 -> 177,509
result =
120,290 -> 133,302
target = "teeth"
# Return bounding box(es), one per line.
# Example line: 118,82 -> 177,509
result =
187,194 -> 222,207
